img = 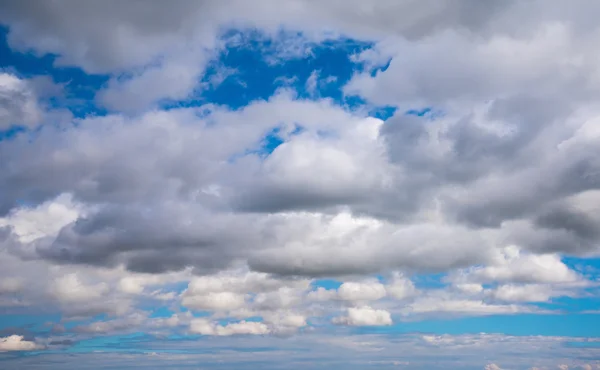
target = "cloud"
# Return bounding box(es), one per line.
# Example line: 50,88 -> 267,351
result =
182,291 -> 247,311
1,2 -> 600,365
307,276 -> 415,304
337,281 -> 387,302
0,1 -> 516,73
0,335 -> 43,352
470,246 -> 581,284
489,284 -> 557,303
190,319 -> 270,336
96,51 -> 216,113
333,306 -> 393,326
0,73 -> 43,130
385,274 -> 417,300
51,273 -> 109,303
402,293 -> 540,317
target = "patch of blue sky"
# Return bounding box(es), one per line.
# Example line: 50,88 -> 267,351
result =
190,310 -> 212,318
66,332 -> 150,354
0,125 -> 27,141
312,279 -> 342,290
228,123 -> 305,162
564,341 -> 600,348
0,313 -> 60,331
182,32 -> 376,111
406,107 -> 432,117
368,58 -> 392,77
257,126 -> 286,155
216,316 -> 263,326
411,273 -> 448,289
148,307 -> 174,319
371,105 -> 397,120
563,256 -> 600,277
539,296 -> 600,314
146,305 -> 207,319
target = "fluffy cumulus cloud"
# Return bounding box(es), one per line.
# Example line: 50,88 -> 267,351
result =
189,319 -> 270,336
1,1 -> 600,368
0,335 -> 42,352
333,306 -> 393,326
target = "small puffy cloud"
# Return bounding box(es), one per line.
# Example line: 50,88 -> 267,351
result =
308,277 -> 413,304
449,246 -> 582,286
485,364 -> 504,370
50,273 -> 109,303
385,274 -> 417,300
0,335 -> 43,352
474,247 -> 581,284
333,306 -> 393,326
189,319 -> 270,336
263,312 -> 307,328
252,287 -> 303,310
489,284 -> 555,303
262,311 -> 307,336
337,281 -> 387,302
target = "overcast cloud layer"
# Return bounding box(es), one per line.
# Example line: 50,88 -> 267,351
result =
1,1 -> 600,369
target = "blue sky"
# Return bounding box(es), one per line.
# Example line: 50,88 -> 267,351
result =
1,2 -> 600,369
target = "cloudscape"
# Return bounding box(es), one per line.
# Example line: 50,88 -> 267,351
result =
0,1 -> 600,369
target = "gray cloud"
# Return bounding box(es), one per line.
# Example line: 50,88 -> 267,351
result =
0,0 -> 599,281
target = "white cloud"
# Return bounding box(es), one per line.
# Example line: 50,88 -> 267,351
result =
337,281 -> 387,302
385,274 -> 417,300
0,335 -> 42,352
308,277 -> 413,304
333,306 -> 393,326
454,284 -> 484,295
190,319 -> 270,336
263,312 -> 307,328
489,284 -> 555,303
473,246 -> 581,284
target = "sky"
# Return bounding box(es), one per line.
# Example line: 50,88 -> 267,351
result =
0,1 -> 600,369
